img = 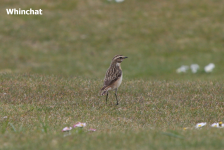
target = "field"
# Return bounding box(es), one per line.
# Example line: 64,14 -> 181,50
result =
0,0 -> 224,149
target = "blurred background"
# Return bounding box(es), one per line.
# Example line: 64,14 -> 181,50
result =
0,0 -> 223,80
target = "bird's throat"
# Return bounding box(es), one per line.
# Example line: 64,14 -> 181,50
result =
116,63 -> 122,70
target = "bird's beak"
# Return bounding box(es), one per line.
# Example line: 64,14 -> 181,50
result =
124,56 -> 128,59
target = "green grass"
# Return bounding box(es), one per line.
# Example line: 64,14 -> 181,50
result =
0,73 -> 224,149
0,0 -> 224,80
0,0 -> 224,149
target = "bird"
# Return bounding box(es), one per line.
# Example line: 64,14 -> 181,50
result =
100,55 -> 128,105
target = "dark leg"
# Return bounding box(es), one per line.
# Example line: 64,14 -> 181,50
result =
106,92 -> 108,104
115,89 -> 118,105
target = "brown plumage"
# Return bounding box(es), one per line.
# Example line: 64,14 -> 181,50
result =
100,55 -> 128,105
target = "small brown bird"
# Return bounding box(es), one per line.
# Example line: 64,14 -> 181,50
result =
100,55 -> 128,105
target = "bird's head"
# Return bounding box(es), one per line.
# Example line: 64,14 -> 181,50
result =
112,55 -> 128,63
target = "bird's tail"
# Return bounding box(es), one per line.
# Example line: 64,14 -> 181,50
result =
100,86 -> 110,96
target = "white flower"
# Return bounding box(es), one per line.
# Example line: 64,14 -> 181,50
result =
62,127 -> 72,132
211,122 -> 224,128
176,65 -> 189,73
3,116 -> 7,119
73,122 -> 86,128
211,123 -> 219,127
190,64 -> 199,73
204,63 -> 215,73
195,122 -> 207,128
115,0 -> 124,2
88,128 -> 96,132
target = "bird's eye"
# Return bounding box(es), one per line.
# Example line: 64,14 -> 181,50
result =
119,57 -> 122,59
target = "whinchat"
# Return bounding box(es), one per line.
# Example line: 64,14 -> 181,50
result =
100,55 -> 128,105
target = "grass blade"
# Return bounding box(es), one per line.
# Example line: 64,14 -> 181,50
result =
9,123 -> 17,132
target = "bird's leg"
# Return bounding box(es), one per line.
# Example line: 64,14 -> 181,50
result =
106,92 -> 108,104
115,89 -> 118,105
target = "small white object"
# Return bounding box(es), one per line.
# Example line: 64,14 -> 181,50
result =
204,63 -> 215,73
211,122 -> 224,128
195,122 -> 207,128
73,122 -> 86,128
62,127 -> 72,132
115,0 -> 124,2
176,65 -> 189,73
3,116 -> 7,119
190,64 -> 200,73
88,128 -> 96,132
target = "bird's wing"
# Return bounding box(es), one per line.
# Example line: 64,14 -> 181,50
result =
103,68 -> 122,88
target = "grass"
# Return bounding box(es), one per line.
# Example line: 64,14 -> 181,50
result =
0,0 -> 224,149
0,0 -> 224,80
0,73 -> 224,149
